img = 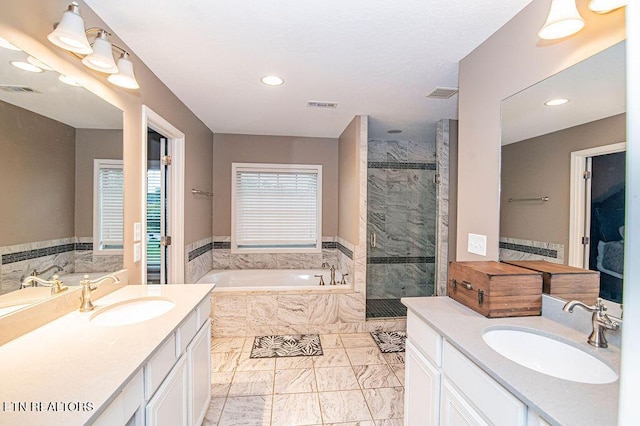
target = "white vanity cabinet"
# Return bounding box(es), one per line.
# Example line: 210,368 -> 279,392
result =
405,310 -> 527,426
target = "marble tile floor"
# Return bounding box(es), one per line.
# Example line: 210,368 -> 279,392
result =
204,332 -> 405,426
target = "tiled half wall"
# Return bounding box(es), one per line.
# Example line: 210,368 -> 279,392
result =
499,237 -> 564,264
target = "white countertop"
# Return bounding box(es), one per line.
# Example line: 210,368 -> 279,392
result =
0,284 -> 214,426
402,297 -> 620,426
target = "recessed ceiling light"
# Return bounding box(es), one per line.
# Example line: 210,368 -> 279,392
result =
0,36 -> 21,51
27,56 -> 54,71
58,74 -> 81,86
10,61 -> 44,73
545,98 -> 569,106
387,129 -> 403,134
261,75 -> 284,86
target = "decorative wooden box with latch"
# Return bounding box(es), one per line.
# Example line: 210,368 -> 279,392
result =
448,261 -> 543,318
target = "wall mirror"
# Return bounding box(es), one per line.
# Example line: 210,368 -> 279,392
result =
0,36 -> 124,317
500,41 -> 626,304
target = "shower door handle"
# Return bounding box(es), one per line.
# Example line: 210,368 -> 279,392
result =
370,232 -> 377,248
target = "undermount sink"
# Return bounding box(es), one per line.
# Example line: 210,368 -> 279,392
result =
483,328 -> 618,384
90,297 -> 175,326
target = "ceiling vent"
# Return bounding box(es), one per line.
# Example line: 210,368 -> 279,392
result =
307,100 -> 338,109
0,85 -> 40,94
426,86 -> 458,99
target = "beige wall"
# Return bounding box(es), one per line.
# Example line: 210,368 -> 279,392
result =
212,133 -> 338,237
338,116 -> 362,245
456,0 -> 625,261
74,129 -> 123,237
0,100 -> 75,246
501,114 -> 626,255
448,121 -> 459,262
0,0 -> 213,282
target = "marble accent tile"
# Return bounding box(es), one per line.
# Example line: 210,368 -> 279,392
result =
277,294 -> 309,325
338,292 -> 366,323
315,366 -> 360,392
228,370 -> 274,396
275,356 -> 314,370
202,397 -> 226,426
353,365 -> 402,389
187,250 -> 213,283
345,347 -> 387,366
308,294 -> 339,324
212,337 -> 246,353
211,352 -> 242,373
74,250 -> 94,273
363,387 -> 404,420
276,253 -> 322,269
211,372 -> 234,397
236,351 -> 276,372
274,368 -> 316,394
340,333 -> 376,348
386,140 -> 408,162
212,249 -> 231,269
388,364 -> 405,386
218,395 -> 272,426
382,353 -> 405,364
312,348 -> 351,368
320,334 -> 343,349
231,253 -> 277,269
272,393 -> 322,426
213,295 -> 247,328
318,390 -> 373,423
368,139 -> 388,162
246,295 -> 278,326
92,255 -> 123,272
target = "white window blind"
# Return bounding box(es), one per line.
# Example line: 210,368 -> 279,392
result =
94,160 -> 123,252
146,169 -> 162,270
233,163 -> 322,252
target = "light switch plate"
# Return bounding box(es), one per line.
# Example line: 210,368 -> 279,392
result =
133,242 -> 141,262
133,222 -> 142,242
468,233 -> 487,256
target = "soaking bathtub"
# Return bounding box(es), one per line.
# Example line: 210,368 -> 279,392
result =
196,269 -> 347,292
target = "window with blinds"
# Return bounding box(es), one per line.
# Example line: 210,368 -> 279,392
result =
232,163 -> 322,253
93,159 -> 124,253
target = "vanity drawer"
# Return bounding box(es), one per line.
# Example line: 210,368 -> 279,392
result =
196,296 -> 211,328
145,334 -> 177,400
442,341 -> 526,426
407,310 -> 442,367
176,310 -> 198,356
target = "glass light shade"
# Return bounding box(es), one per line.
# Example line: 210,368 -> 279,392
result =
58,74 -> 82,86
545,98 -> 569,106
261,75 -> 284,86
82,34 -> 118,73
47,3 -> 92,54
107,54 -> 140,89
27,56 -> 54,71
538,0 -> 585,40
0,36 -> 21,51
589,0 -> 627,13
10,61 -> 44,73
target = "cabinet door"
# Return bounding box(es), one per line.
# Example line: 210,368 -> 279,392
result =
405,340 -> 441,426
188,321 -> 211,426
146,355 -> 188,426
440,379 -> 489,426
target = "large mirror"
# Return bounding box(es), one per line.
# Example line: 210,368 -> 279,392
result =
500,41 -> 626,304
0,36 -> 124,316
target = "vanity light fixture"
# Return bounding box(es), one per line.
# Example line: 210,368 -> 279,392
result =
10,61 -> 44,73
48,3 -> 140,90
58,74 -> 82,86
26,56 -> 54,71
0,36 -> 21,51
588,0 -> 628,13
545,98 -> 569,106
538,0 -> 585,40
261,75 -> 284,86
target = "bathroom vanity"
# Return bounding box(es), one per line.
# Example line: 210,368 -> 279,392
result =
0,284 -> 214,426
403,297 -> 620,426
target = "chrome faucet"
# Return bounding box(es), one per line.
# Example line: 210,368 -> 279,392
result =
21,275 -> 68,295
329,265 -> 337,285
563,298 -> 620,348
79,274 -> 120,312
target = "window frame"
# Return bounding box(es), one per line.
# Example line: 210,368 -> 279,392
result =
231,162 -> 323,254
93,159 -> 124,256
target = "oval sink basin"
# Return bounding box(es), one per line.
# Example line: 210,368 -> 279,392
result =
483,328 -> 617,384
90,297 -> 175,326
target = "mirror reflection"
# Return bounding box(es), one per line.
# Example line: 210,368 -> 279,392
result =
0,37 -> 124,316
500,41 -> 626,304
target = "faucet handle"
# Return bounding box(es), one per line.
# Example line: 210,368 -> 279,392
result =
340,273 -> 349,285
314,274 -> 325,286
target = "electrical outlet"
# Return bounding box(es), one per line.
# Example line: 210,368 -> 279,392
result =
134,222 -> 141,242
468,233 -> 487,256
133,242 -> 141,262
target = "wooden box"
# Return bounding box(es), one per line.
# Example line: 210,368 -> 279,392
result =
502,260 -> 599,305
448,261 -> 542,318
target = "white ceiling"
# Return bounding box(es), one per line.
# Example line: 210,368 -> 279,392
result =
501,41 -> 626,145
85,0 -> 532,141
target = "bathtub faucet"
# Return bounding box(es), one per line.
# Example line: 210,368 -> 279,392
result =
330,265 -> 337,285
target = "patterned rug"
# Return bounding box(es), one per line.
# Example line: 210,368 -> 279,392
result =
250,334 -> 323,358
370,331 -> 406,353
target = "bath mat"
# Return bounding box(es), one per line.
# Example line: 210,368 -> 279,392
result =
370,331 -> 406,353
250,334 -> 323,358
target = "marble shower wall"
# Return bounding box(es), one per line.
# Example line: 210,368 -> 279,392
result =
366,139 -> 437,299
499,237 -> 564,264
185,237 -> 213,283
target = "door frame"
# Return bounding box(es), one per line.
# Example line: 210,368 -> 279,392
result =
568,141 -> 626,267
142,106 -> 185,284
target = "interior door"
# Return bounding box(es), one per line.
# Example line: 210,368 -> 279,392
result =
147,130 -> 171,284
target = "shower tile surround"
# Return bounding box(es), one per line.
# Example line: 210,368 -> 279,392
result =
499,237 -> 564,264
0,237 -> 123,295
366,139 -> 437,300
